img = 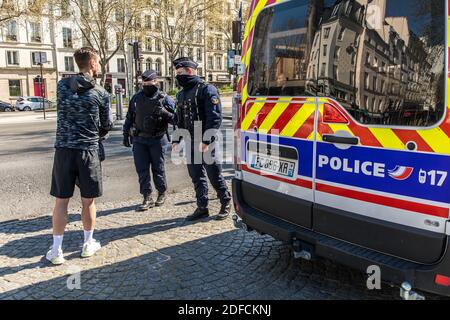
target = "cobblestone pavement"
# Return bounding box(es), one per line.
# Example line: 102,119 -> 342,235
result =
0,182 -> 446,300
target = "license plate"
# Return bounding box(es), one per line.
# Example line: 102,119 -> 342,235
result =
250,154 -> 296,178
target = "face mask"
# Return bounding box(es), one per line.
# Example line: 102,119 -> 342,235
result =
142,85 -> 158,97
176,74 -> 197,88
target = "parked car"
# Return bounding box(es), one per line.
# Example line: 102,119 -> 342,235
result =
0,101 -> 14,112
16,96 -> 54,111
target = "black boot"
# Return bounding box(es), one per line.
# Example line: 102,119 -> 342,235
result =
215,201 -> 231,220
185,207 -> 209,221
136,194 -> 155,211
155,192 -> 166,207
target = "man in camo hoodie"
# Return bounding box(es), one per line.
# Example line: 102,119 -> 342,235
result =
46,47 -> 114,265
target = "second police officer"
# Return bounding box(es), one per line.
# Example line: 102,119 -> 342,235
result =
171,57 -> 232,221
123,69 -> 176,211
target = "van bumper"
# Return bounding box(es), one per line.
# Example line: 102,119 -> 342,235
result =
232,178 -> 450,297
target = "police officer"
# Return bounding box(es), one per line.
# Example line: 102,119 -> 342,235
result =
171,57 -> 232,221
123,69 -> 176,211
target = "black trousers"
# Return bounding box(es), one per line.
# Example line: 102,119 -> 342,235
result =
132,136 -> 168,196
186,142 -> 231,208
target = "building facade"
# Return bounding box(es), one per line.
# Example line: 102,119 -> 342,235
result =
0,0 -> 239,103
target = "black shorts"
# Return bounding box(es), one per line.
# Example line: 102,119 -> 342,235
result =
50,148 -> 103,199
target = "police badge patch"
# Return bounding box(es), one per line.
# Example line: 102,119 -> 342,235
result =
211,96 -> 219,105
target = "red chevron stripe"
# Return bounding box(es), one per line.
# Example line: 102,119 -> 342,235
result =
392,129 -> 434,153
269,103 -> 303,134
294,112 -> 315,139
247,102 -> 277,130
347,122 -> 383,147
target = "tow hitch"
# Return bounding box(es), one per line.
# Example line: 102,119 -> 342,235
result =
232,214 -> 253,232
400,282 -> 425,300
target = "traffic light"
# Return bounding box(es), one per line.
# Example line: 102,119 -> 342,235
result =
133,42 -> 142,60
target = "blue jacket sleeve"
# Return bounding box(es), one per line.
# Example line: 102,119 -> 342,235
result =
162,95 -> 176,125
201,85 -> 222,144
123,94 -> 137,135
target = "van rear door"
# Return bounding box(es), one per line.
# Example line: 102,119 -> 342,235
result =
310,0 -> 449,264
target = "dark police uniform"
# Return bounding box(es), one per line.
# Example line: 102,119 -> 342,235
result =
123,69 -> 175,211
172,57 -> 231,221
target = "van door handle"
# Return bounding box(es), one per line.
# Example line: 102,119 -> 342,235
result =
322,134 -> 359,145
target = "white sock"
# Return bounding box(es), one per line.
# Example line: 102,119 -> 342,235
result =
52,235 -> 63,254
83,230 -> 94,244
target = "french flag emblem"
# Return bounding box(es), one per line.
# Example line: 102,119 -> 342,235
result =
388,166 -> 414,181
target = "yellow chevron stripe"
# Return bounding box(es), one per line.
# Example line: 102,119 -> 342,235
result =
280,103 -> 315,137
241,101 -> 266,131
418,128 -> 450,154
259,99 -> 292,133
314,132 -> 321,141
242,83 -> 248,105
249,0 -> 269,31
368,128 -> 405,150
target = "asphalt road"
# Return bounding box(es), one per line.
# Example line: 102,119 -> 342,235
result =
0,100 -> 233,222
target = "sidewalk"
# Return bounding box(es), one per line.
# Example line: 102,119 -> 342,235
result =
0,182 -> 410,300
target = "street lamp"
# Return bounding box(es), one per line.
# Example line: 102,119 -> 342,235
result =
35,52 -> 48,120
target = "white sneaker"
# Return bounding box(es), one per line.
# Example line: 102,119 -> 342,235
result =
81,239 -> 101,258
46,247 -> 65,265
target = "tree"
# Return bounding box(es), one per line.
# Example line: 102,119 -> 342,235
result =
0,0 -> 46,24
58,0 -> 144,87
144,0 -> 223,90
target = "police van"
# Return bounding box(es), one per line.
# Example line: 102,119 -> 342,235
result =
231,0 -> 450,298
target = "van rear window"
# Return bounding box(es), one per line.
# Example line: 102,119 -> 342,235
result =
247,0 -> 446,127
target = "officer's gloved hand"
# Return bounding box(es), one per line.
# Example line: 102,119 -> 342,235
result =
123,134 -> 131,148
157,107 -> 174,120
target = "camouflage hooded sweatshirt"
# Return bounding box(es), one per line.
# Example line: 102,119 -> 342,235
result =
54,73 -> 113,150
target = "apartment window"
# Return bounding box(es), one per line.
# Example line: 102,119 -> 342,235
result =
331,3 -> 340,16
349,71 -> 355,87
155,59 -> 162,76
155,17 -> 162,30
62,28 -> 73,48
365,53 -> 370,65
145,15 -> 152,28
116,33 -> 123,50
188,47 -> 194,59
8,80 -> 21,97
196,30 -> 203,43
196,48 -> 202,62
364,72 -> 370,89
30,22 -> 41,43
155,40 -> 161,52
146,58 -> 152,70
145,37 -> 152,51
351,53 -> 356,65
115,9 -> 124,22
364,96 -> 369,109
323,27 -> 330,39
208,56 -> 213,70
216,56 -> 222,70
323,45 -> 327,57
117,58 -> 125,73
6,51 -> 19,65
5,20 -> 18,41
198,67 -> 203,77
64,56 -> 74,72
373,76 -> 377,91
338,27 -> 345,41
216,37 -> 223,50
31,52 -> 47,65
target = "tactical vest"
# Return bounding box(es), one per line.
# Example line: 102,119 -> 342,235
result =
176,81 -> 206,133
134,93 -> 168,138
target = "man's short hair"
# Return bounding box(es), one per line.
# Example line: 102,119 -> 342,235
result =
74,47 -> 99,70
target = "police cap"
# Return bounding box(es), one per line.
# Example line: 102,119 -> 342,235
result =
142,69 -> 158,81
172,57 -> 198,70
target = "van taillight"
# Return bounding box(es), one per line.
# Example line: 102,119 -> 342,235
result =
323,103 -> 348,124
232,93 -> 242,174
435,274 -> 450,286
